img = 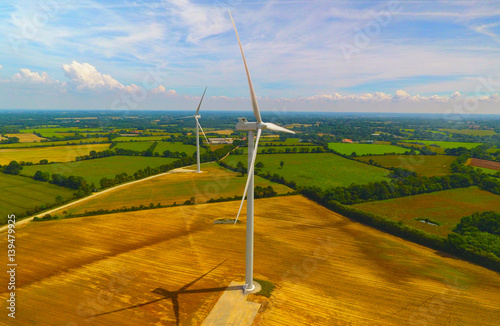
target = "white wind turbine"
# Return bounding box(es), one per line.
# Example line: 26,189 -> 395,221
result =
229,11 -> 295,293
181,87 -> 209,173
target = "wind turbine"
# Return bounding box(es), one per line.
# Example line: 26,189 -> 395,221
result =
181,87 -> 209,173
229,11 -> 295,293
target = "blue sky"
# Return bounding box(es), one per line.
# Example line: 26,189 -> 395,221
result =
0,0 -> 499,113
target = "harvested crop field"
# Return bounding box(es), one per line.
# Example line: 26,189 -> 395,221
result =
1,196 -> 499,325
5,133 -> 46,142
0,143 -> 111,165
467,158 -> 500,171
53,163 -> 292,215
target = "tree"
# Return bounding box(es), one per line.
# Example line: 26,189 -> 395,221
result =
33,170 -> 50,182
255,162 -> 264,171
39,159 -> 49,164
3,161 -> 22,175
236,161 -> 246,176
280,161 -> 284,168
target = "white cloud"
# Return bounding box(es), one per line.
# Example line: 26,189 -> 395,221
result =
12,68 -> 60,84
393,90 -> 411,101
62,61 -> 124,91
165,0 -> 231,43
167,89 -> 177,96
0,65 -> 2,69
151,85 -> 166,94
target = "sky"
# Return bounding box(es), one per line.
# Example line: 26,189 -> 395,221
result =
0,0 -> 500,114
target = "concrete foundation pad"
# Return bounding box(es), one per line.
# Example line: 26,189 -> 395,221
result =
201,281 -> 261,326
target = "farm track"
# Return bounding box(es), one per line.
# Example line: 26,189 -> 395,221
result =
0,164 -> 199,233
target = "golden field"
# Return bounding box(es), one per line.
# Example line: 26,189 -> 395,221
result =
1,196 -> 499,325
5,133 -> 46,142
0,143 -> 110,165
55,163 -> 292,216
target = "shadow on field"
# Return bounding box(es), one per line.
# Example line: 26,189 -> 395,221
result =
91,259 -> 235,325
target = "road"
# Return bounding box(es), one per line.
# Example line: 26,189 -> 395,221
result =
0,165 -> 198,233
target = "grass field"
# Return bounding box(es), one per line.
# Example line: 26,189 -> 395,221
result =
401,140 -> 482,149
2,195 -> 499,325
113,141 -> 155,151
54,162 -> 292,215
440,129 -> 497,136
113,136 -> 171,141
0,174 -> 74,224
328,143 -> 411,155
22,156 -> 179,185
207,129 -> 233,135
239,145 -> 323,154
0,138 -> 109,149
0,143 -> 110,165
154,142 -> 199,156
5,133 -> 45,142
353,187 -> 500,237
356,155 -> 456,176
223,153 -> 390,188
260,138 -> 313,146
19,127 -> 107,138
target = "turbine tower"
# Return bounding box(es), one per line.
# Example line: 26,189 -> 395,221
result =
181,87 -> 209,173
229,11 -> 295,293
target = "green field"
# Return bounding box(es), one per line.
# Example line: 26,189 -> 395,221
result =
328,143 -> 411,155
223,153 -> 390,189
0,138 -> 109,149
113,136 -> 171,142
240,145 -> 323,154
440,129 -> 497,136
0,173 -> 74,224
55,163 -> 293,215
154,142 -> 199,156
0,144 -> 111,165
260,138 -> 313,146
401,140 -> 482,149
113,141 -> 155,152
21,156 -> 178,185
19,127 -> 109,138
356,155 -> 456,176
352,187 -> 500,237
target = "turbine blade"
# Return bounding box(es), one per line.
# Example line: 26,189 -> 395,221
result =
196,119 -> 209,144
265,122 -> 295,134
228,10 -> 262,123
235,128 -> 262,224
195,86 -> 207,115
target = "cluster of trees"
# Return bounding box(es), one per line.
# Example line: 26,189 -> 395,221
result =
445,145 -> 499,161
0,136 -> 19,144
254,186 -> 277,198
2,161 -> 23,175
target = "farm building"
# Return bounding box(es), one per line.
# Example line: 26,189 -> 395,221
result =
209,138 -> 234,145
342,139 -> 354,143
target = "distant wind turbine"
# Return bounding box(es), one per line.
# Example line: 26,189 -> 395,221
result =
180,87 -> 209,173
229,11 -> 295,293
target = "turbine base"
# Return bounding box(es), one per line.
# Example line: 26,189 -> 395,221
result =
243,281 -> 261,294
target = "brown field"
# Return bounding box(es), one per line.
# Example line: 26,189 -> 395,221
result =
467,158 -> 500,171
54,163 -> 292,216
5,133 -> 46,142
1,196 -> 499,325
0,143 -> 110,165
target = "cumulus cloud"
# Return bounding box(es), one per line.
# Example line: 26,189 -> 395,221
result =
12,68 -> 59,84
0,65 -> 2,69
298,90 -> 499,104
62,61 -> 124,91
150,85 -> 166,94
